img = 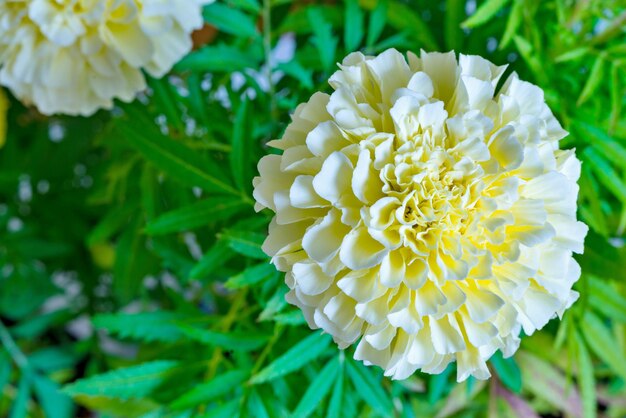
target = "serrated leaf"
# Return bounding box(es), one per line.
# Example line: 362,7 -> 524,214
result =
145,197 -> 247,235
462,0 -> 510,28
203,3 -> 258,38
490,351 -> 522,394
64,360 -> 179,400
222,230 -> 267,259
250,331 -> 331,384
181,326 -> 268,351
117,120 -> 237,196
345,361 -> 393,415
344,0 -> 364,51
93,311 -> 185,343
573,330 -> 596,418
580,312 -> 626,381
225,262 -> 276,289
293,357 -> 339,418
170,370 -> 248,410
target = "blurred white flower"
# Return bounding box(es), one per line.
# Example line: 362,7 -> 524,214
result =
253,49 -> 588,381
0,0 -> 208,116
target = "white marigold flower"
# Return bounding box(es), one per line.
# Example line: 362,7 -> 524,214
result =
0,0 -> 209,116
253,49 -> 588,382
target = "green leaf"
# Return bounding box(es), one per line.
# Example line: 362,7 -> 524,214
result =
428,363 -> 453,405
250,332 -> 331,384
293,357 -> 339,418
222,230 -> 267,259
308,8 -> 338,71
490,351 -> 522,394
93,311 -> 185,343
365,0 -> 387,47
444,0 -> 465,50
9,374 -> 30,418
225,262 -> 276,289
554,47 -> 590,63
278,61 -> 314,89
203,3 -> 258,38
462,0 -> 510,28
325,358 -> 344,418
575,123 -> 626,171
32,375 -> 74,418
345,361 -> 393,415
588,277 -> 626,323
582,147 -> 626,203
145,197 -> 248,235
580,312 -> 626,381
247,389 -> 270,418
517,351 -> 583,415
344,0 -> 364,52
181,326 -> 268,351
64,360 -> 179,400
361,0 -> 438,50
118,120 -> 238,196
513,35 -> 545,83
231,97 -> 253,193
500,0 -> 523,49
86,204 -> 135,246
577,55 -> 605,106
170,370 -> 248,410
573,330 -> 596,418
175,44 -> 259,73
189,240 -> 234,280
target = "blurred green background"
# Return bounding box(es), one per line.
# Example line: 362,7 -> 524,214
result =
0,0 -> 625,417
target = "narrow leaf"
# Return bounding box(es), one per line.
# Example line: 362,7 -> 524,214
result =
365,0 -> 387,47
189,240 -> 234,280
231,97 -> 253,193
344,0 -> 364,51
145,197 -> 247,235
345,361 -> 393,415
574,330 -> 596,418
176,44 -> 259,72
181,326 -> 268,351
490,351 -> 522,394
293,357 -> 339,418
118,121 -> 237,196
203,3 -> 258,38
33,376 -> 74,418
222,230 -> 267,259
225,263 -> 276,289
250,332 -> 331,384
326,359 -> 344,418
580,312 -> 626,381
462,0 -> 511,28
577,55 -> 605,106
170,370 -> 248,410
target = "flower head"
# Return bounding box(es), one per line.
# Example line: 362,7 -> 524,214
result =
253,49 -> 588,381
0,0 -> 208,116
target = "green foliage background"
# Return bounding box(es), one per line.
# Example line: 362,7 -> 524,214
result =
1,0 -> 625,416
